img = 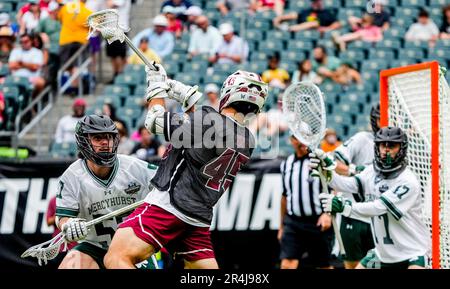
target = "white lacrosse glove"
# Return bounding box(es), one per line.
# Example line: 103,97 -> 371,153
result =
319,193 -> 352,217
309,149 -> 336,182
167,79 -> 202,112
145,64 -> 170,102
144,104 -> 165,135
62,218 -> 88,242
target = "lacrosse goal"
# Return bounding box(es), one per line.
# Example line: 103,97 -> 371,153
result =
379,61 -> 450,269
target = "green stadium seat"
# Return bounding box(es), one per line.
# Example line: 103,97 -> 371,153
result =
383,27 -> 406,39
247,40 -> 258,52
346,0 -> 367,9
95,95 -> 122,109
266,30 -> 291,41
337,8 -> 363,22
0,65 -> 9,76
329,112 -> 353,126
321,82 -> 342,94
254,10 -> 276,21
346,83 -> 373,97
279,61 -> 297,73
250,51 -> 269,62
183,61 -> 208,74
244,61 -> 267,74
361,60 -> 388,71
162,60 -> 180,76
340,49 -> 365,62
259,40 -> 284,54
124,96 -> 145,109
361,71 -> 379,83
429,0 -> 448,7
213,63 -> 240,75
323,0 -> 341,9
347,41 -> 373,50
404,40 -> 429,49
280,50 -> 306,63
114,73 -> 141,91
174,73 -> 201,86
166,52 -> 187,63
247,19 -> 270,31
244,29 -> 264,42
376,39 -> 401,49
0,3 -> 13,12
391,58 -> 417,68
50,142 -> 77,158
294,30 -> 320,40
2,85 -> 19,112
203,74 -> 226,87
204,0 -> 217,10
316,40 -> 337,55
124,64 -> 146,75
104,85 -> 131,97
429,49 -> 450,61
286,40 -> 314,52
400,0 -> 426,8
117,107 -> 143,124
402,48 -> 425,60
204,10 -> 220,25
134,85 -> 146,97
289,1 -> 310,10
392,17 -> 414,28
368,49 -> 395,61
395,7 -> 419,18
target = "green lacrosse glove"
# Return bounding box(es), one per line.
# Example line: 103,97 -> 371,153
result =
319,193 -> 352,216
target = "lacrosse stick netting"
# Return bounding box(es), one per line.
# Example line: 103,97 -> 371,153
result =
21,199 -> 145,265
87,9 -> 157,70
282,81 -> 346,255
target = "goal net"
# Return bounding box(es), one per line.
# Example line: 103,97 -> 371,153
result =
380,61 -> 450,269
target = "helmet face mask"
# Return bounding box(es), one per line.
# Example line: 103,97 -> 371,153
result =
373,127 -> 408,176
219,70 -> 268,114
75,115 -> 120,167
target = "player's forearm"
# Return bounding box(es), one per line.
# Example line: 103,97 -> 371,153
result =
335,161 -> 350,176
147,98 -> 166,110
56,216 -> 70,230
350,200 -> 387,218
329,172 -> 358,195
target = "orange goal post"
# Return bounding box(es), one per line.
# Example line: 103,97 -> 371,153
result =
379,61 -> 450,269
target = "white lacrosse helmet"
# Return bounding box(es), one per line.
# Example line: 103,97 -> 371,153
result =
219,70 -> 268,114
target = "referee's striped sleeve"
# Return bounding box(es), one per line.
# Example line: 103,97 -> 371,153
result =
280,160 -> 287,197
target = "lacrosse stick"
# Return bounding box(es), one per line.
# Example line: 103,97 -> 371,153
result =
282,81 -> 346,255
87,9 -> 158,71
21,199 -> 146,266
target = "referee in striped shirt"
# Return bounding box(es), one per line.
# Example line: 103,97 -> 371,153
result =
278,135 -> 334,269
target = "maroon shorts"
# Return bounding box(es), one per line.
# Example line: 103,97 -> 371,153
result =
119,203 -> 215,262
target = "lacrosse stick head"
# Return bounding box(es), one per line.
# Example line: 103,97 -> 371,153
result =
21,233 -> 67,266
282,81 -> 327,149
87,9 -> 127,44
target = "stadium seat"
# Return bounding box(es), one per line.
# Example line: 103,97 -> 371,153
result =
337,8 -> 363,22
346,0 -> 367,9
244,61 -> 267,74
0,3 -> 13,12
1,85 -> 19,112
289,1 -> 310,10
95,95 -> 122,109
174,73 -> 201,86
429,49 -> 450,61
340,49 -> 366,62
429,0 -> 448,7
280,50 -> 306,63
329,112 -> 353,126
124,96 -> 145,109
244,29 -> 264,42
347,41 -> 373,50
402,48 -> 425,60
254,10 -> 276,21
404,40 -> 429,49
259,40 -> 284,54
321,82 -> 342,94
117,107 -> 143,124
294,30 -> 320,41
104,85 -> 131,98
166,52 -> 187,64
250,51 -> 269,62
361,61 -> 388,72
213,63 -> 240,75
368,49 -> 395,61
0,65 -> 9,76
391,58 -> 418,68
183,61 -> 208,75
400,0 -> 426,8
114,73 -> 141,92
162,60 -> 181,77
323,0 -> 340,9
266,30 -> 291,41
203,74 -> 227,87
392,17 -> 414,28
247,19 -> 270,31
383,26 -> 406,39
134,84 -> 147,97
286,40 -> 314,52
376,39 -> 401,50
50,142 -> 77,158
279,61 -> 297,73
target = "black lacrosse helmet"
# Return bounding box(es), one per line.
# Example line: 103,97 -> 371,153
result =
370,103 -> 380,134
373,126 -> 408,177
75,115 -> 119,167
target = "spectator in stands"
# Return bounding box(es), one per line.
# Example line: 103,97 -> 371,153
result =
348,0 -> 390,32
54,98 -> 86,144
405,9 -> 439,46
163,5 -> 183,39
203,83 -> 220,111
0,19 -> 15,65
128,37 -> 161,65
332,14 -> 383,51
36,1 -> 60,87
8,33 -> 46,94
273,0 -> 340,33
331,61 -> 362,86
86,0 -> 106,84
311,45 -> 341,83
188,15 -> 221,60
251,0 -> 285,16
134,15 -> 174,60
320,128 -> 341,152
0,12 -> 15,37
262,52 -> 289,89
0,91 -> 4,130
131,125 -> 165,160
58,0 -> 92,89
216,0 -> 253,16
209,22 -> 249,65
291,59 -> 321,84
115,121 -> 134,155
106,0 -> 131,82
439,5 -> 450,39
20,0 -> 49,35
183,5 -> 202,33
16,0 -> 50,24
102,102 -> 127,132
161,0 -> 192,19
32,33 -> 48,67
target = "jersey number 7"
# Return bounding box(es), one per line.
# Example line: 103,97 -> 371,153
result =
203,148 -> 249,192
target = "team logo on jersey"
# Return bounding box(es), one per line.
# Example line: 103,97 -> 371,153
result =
379,184 -> 389,193
124,182 -> 141,195
374,176 -> 383,184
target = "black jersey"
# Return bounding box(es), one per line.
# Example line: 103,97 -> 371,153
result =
151,106 -> 255,224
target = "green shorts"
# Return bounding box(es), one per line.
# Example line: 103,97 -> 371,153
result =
360,249 -> 427,269
73,242 -> 107,269
340,216 -> 375,261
